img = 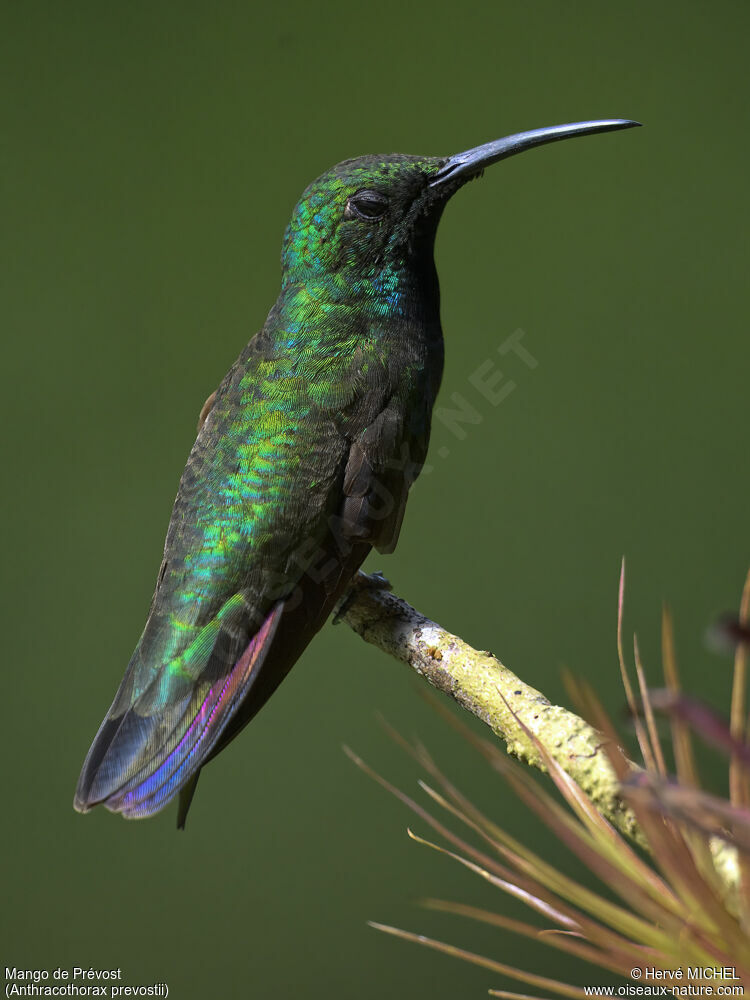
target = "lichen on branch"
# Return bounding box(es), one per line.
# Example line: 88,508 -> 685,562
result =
336,572 -> 642,845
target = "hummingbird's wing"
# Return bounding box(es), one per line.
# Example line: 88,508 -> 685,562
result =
197,389 -> 217,431
341,400 -> 430,554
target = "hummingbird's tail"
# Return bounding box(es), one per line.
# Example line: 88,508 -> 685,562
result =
73,599 -> 283,820
74,537 -> 371,824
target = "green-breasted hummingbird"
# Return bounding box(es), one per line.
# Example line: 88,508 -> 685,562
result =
74,119 -> 640,825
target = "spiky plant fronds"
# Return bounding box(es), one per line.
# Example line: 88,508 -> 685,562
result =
347,568 -> 750,997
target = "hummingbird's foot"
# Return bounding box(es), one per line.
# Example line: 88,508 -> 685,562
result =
332,571 -> 392,624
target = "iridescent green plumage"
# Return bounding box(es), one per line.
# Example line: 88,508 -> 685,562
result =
74,121 -> 639,824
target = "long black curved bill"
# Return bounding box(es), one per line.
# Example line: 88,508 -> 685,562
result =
431,119 -> 641,188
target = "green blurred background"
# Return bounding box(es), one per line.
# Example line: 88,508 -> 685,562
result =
4,1 -> 749,996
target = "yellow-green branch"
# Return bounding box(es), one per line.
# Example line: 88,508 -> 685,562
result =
337,573 -> 738,892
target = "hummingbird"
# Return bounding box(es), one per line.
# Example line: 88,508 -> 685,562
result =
74,119 -> 639,826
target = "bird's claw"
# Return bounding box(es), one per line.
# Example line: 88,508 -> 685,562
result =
332,571 -> 392,624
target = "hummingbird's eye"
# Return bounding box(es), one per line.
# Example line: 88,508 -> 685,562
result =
345,189 -> 389,222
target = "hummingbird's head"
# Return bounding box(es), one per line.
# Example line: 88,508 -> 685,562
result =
280,154 -> 448,289
280,120 -> 641,293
